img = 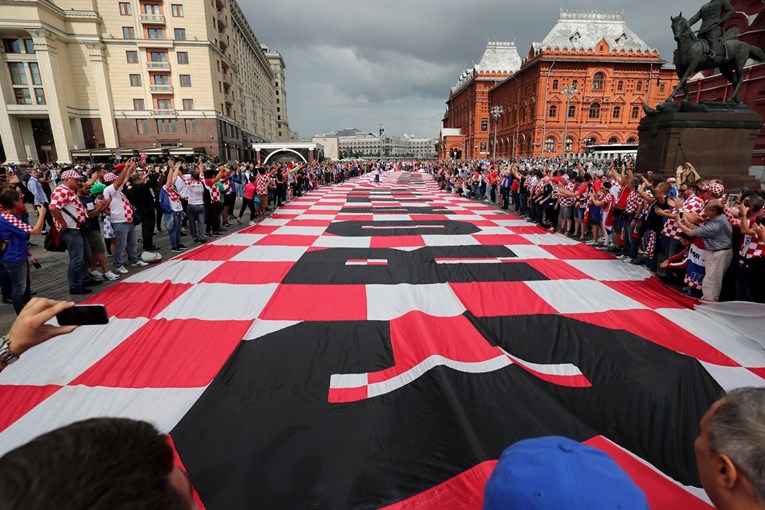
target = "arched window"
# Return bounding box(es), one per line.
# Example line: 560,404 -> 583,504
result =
589,103 -> 601,119
631,106 -> 640,119
565,137 -> 574,152
592,73 -> 605,91
608,137 -> 618,144
660,83 -> 665,93
568,105 -> 576,118
571,80 -> 578,89
544,137 -> 555,152
585,137 -> 597,146
612,106 -> 621,119
552,79 -> 559,90
635,81 -> 643,92
548,104 -> 557,118
617,80 -> 624,92
627,137 -> 637,144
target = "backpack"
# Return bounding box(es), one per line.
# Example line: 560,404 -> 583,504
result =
159,187 -> 173,214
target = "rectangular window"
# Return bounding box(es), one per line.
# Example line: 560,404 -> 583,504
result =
3,39 -> 22,53
28,63 -> 41,85
182,99 -> 194,110
149,51 -> 167,62
34,88 -> 46,105
179,74 -> 191,87
133,99 -> 146,110
119,2 -> 132,14
156,118 -> 177,134
171,4 -> 184,17
480,142 -> 487,153
23,39 -> 34,54
129,74 -> 142,86
177,52 -> 189,64
8,63 -> 27,85
14,88 -> 31,105
156,98 -> 172,110
144,3 -> 161,14
152,74 -> 170,85
136,119 -> 150,134
185,119 -> 197,133
123,27 -> 136,39
174,28 -> 186,41
481,118 -> 488,131
147,28 -> 165,39
126,51 -> 139,63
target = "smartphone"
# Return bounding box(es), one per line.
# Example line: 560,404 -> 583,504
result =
56,304 -> 109,326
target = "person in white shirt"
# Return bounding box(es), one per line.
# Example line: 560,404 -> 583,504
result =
103,161 -> 147,274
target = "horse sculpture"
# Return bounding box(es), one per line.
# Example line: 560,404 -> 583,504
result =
667,13 -> 765,104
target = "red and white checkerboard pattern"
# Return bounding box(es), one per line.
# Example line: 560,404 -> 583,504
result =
1,171 -> 762,508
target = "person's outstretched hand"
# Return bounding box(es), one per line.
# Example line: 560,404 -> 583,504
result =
8,298 -> 78,356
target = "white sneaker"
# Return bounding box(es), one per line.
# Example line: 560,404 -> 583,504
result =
248,220 -> 255,226
89,271 -> 104,281
103,271 -> 120,281
133,260 -> 149,267
115,266 -> 129,274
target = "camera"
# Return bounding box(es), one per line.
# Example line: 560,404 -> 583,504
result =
678,211 -> 684,220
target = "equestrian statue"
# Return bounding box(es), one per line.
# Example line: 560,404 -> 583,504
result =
659,0 -> 765,109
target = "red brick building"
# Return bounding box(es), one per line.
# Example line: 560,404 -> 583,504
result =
486,11 -> 678,159
439,42 -> 521,159
677,0 -> 765,179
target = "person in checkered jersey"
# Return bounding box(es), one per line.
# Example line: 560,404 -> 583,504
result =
50,169 -> 100,295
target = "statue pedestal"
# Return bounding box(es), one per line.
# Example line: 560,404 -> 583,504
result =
637,102 -> 763,190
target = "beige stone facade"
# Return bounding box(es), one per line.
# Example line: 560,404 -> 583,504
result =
263,45 -> 290,141
0,0 -> 289,163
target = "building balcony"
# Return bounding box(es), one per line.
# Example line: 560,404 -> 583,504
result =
152,109 -> 176,117
224,93 -> 233,104
217,11 -> 227,29
150,84 -> 174,93
146,61 -> 171,70
219,38 -> 228,51
139,14 -> 166,24
215,0 -> 225,9
222,72 -> 232,86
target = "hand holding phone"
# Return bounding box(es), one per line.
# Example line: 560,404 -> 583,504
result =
56,304 -> 109,326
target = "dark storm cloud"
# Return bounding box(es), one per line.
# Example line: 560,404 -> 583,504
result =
242,0 -> 703,138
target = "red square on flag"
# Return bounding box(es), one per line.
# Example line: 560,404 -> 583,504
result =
259,285 -> 367,321
370,235 -> 425,248
177,245 -> 249,261
71,319 -> 253,388
82,282 -> 193,319
0,385 -> 61,433
201,261 -> 295,284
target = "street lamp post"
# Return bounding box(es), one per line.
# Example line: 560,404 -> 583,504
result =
490,105 -> 503,160
561,84 -> 577,159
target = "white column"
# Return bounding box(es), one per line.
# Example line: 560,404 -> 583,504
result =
18,118 -> 39,162
86,42 -> 118,148
30,29 -> 75,163
0,62 -> 27,163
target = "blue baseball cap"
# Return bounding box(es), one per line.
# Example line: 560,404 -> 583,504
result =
483,436 -> 649,510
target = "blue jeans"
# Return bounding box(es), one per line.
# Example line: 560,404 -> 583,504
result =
112,222 -> 138,269
187,204 -> 206,241
169,211 -> 183,249
1,259 -> 31,314
61,229 -> 89,289
0,263 -> 10,299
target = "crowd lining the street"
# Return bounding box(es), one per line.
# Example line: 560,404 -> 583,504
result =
432,157 -> 765,303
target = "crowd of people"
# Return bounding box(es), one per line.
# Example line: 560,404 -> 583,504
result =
432,158 -> 765,303
0,158 -> 395,314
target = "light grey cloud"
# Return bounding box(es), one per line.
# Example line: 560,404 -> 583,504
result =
243,0 -> 703,139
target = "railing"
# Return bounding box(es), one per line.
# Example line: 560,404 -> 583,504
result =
224,93 -> 233,103
153,109 -> 176,116
139,14 -> 166,24
146,61 -> 170,70
150,84 -> 174,93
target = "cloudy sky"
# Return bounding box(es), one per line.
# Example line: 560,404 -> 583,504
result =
243,0 -> 703,139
